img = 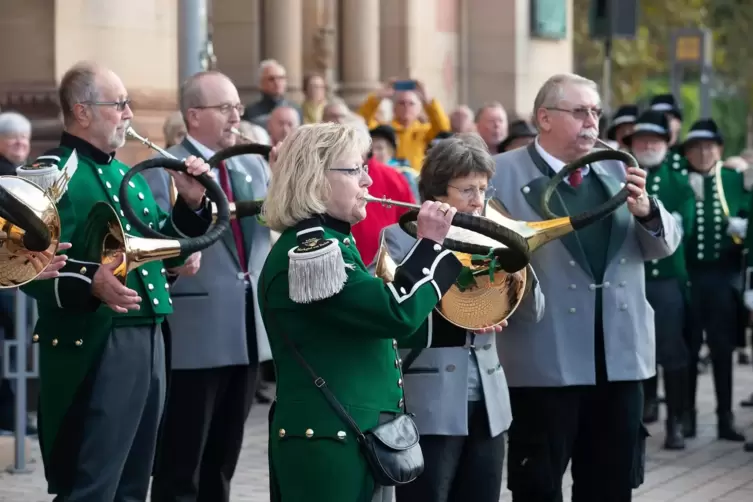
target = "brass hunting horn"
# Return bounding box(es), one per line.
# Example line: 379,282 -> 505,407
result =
390,146 -> 636,329
0,152 -> 80,287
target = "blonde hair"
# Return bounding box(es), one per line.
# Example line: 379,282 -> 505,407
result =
263,122 -> 371,231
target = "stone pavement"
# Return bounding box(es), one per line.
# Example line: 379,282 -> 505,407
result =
2,364 -> 753,502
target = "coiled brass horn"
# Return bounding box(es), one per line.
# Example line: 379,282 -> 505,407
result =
390,147 -> 637,330
0,152 -> 79,287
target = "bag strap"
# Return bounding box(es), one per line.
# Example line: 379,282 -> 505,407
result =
263,294 -> 367,442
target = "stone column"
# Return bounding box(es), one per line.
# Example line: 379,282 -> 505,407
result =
263,0 -> 304,102
339,0 -> 381,108
212,0 -> 263,103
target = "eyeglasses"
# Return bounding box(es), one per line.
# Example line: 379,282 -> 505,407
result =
448,185 -> 496,201
193,103 -> 245,115
546,107 -> 602,121
329,164 -> 369,177
80,98 -> 132,111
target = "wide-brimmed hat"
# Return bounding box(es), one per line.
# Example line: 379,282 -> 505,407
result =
649,93 -> 683,122
606,104 -> 638,141
498,120 -> 537,152
622,110 -> 671,147
681,118 -> 724,153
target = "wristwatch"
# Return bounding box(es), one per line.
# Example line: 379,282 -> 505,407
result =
635,195 -> 660,223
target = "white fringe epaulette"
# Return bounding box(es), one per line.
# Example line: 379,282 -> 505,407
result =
16,149 -> 79,202
288,237 -> 347,304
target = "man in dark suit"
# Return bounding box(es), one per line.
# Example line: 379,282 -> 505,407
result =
144,70 -> 272,502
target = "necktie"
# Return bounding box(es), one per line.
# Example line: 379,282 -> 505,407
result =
217,161 -> 247,274
568,168 -> 583,188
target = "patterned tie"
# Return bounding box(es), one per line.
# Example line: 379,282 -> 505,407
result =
568,168 -> 583,188
217,161 -> 247,274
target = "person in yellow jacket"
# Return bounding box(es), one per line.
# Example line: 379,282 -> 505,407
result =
357,78 -> 450,173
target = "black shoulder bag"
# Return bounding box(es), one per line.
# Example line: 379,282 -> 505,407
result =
266,306 -> 424,487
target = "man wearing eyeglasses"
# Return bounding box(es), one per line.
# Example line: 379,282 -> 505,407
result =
19,61 -> 213,501
491,73 -> 681,501
141,70 -> 272,502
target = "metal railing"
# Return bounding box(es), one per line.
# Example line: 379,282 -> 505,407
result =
1,289 -> 39,473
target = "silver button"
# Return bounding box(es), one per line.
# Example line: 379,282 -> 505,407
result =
97,168 -> 103,174
142,270 -> 148,276
698,209 -> 704,216
164,283 -> 169,289
143,208 -> 150,216
651,184 -> 660,192
343,238 -> 350,245
603,281 -> 610,288
148,284 -> 154,290
400,287 -> 407,294
569,260 -> 576,266
589,284 -> 596,291
696,201 -> 703,208
395,359 -> 402,368
569,308 -> 576,313
112,195 -> 119,202
397,378 -> 403,387
653,176 -> 661,183
698,234 -> 704,241
398,398 -> 404,407
120,210 -> 125,217
673,162 -> 680,168
119,169 -> 125,176
246,175 -> 252,183
125,224 -> 131,231
619,258 -> 627,264
569,284 -> 576,289
138,193 -> 145,200
169,298 -> 173,305
105,181 -> 112,188
149,222 -> 154,228
698,253 -> 704,259
161,268 -> 166,274
522,186 -> 530,194
422,268 -> 430,276
392,339 -> 398,349
652,269 -> 659,277
433,244 -> 442,252
153,298 -> 159,305
651,259 -> 658,264
129,181 -> 136,188
681,169 -> 687,175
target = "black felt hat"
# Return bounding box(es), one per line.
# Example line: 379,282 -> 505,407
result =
498,120 -> 537,152
606,104 -> 638,141
622,110 -> 671,147
649,93 -> 683,122
681,118 -> 724,153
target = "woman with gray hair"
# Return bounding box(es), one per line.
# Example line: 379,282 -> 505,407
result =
0,111 -> 32,175
376,133 -> 544,502
259,122 -> 504,502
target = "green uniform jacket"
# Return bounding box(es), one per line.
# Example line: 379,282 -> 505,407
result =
644,161 -> 695,283
20,132 -> 211,494
685,166 -> 749,270
260,215 -> 464,502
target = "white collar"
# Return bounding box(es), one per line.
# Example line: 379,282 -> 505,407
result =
185,134 -> 216,160
534,137 -> 591,180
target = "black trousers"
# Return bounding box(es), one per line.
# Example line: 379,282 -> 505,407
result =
506,380 -> 646,502
687,268 -> 740,415
151,292 -> 259,502
394,401 -> 505,502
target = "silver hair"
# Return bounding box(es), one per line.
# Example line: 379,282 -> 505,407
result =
258,59 -> 283,81
0,112 -> 32,137
532,73 -> 599,128
474,101 -> 506,122
59,61 -> 100,126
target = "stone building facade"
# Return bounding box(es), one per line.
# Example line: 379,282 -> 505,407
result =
0,0 -> 573,164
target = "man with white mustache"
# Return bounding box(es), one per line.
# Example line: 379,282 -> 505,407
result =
624,110 -> 695,451
491,73 -> 682,501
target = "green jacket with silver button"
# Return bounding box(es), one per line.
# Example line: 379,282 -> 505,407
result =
20,132 -> 211,494
685,167 -> 749,269
261,215 -> 465,502
643,160 -> 695,282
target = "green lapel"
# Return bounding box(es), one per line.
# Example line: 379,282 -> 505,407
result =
591,165 -> 631,266
519,176 -> 593,278
229,166 -> 256,261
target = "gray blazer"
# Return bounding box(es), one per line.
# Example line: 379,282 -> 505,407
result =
372,224 -> 545,437
141,141 -> 272,369
491,145 -> 681,387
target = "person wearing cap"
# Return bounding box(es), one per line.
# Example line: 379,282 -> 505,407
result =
684,118 -> 747,443
649,93 -> 683,151
624,110 -> 695,450
498,120 -> 537,153
605,104 -> 638,151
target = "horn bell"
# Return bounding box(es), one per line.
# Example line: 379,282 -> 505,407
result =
80,202 -> 183,284
373,228 -> 527,331
0,176 -> 61,288
484,198 -> 574,253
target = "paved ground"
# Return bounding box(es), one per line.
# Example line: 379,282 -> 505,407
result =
2,362 -> 753,501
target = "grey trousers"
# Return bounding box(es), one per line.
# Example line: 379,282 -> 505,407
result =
54,323 -> 166,502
